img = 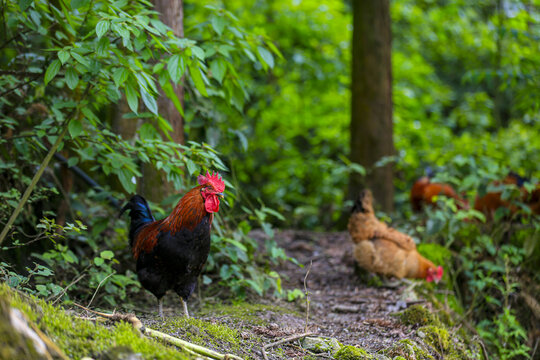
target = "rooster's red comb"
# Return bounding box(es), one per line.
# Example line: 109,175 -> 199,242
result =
198,171 -> 225,193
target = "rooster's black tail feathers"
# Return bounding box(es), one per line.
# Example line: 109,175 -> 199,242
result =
120,195 -> 155,246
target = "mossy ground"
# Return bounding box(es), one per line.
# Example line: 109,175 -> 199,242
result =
0,283 -> 193,360
146,314 -> 263,359
380,339 -> 434,360
0,230 -> 485,359
334,345 -> 376,360
393,304 -> 440,327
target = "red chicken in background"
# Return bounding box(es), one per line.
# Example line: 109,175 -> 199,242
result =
474,172 -> 540,219
410,175 -> 468,212
121,171 -> 225,317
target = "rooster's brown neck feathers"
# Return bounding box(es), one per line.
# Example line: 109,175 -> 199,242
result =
132,185 -> 212,259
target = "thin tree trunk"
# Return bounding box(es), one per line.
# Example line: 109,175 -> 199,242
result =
141,0 -> 185,202
349,0 -> 394,212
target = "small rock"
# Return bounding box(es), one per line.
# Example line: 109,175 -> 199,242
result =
332,304 -> 361,313
99,346 -> 142,360
301,336 -> 341,354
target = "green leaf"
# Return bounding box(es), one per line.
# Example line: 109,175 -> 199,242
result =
139,123 -> 159,140
70,52 -> 90,68
96,36 -> 109,56
210,59 -> 226,84
185,159 -> 197,175
96,20 -> 109,38
257,46 -> 274,69
65,67 -> 79,89
71,0 -> 90,9
68,119 -> 83,138
162,81 -> 184,116
265,41 -> 283,59
191,46 -> 205,60
188,62 -> 208,97
211,16 -> 226,36
35,284 -> 49,296
245,279 -> 263,296
44,60 -> 61,85
140,87 -> 158,115
100,250 -> 114,260
219,265 -> 232,280
117,168 -> 136,193
94,257 -> 104,266
125,82 -> 138,113
113,68 -> 129,88
18,0 -> 32,11
58,50 -> 70,65
67,157 -> 78,167
167,54 -> 185,84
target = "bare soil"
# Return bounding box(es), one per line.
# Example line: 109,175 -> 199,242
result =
255,230 -> 431,352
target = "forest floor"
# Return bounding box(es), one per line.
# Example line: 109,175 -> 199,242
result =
138,230 -> 478,360
1,229 -> 481,359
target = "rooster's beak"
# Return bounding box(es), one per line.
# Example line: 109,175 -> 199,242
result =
216,193 -> 224,198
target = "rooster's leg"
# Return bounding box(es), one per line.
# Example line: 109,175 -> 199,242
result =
180,298 -> 189,318
158,298 -> 164,317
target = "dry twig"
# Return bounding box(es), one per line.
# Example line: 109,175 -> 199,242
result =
303,260 -> 312,333
50,273 -> 86,305
262,332 -> 316,360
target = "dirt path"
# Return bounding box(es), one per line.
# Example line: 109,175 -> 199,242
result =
261,230 -> 429,351
141,230 -> 439,359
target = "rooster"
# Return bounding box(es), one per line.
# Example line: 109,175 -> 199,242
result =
410,175 -> 467,212
348,190 -> 443,282
121,171 -> 225,317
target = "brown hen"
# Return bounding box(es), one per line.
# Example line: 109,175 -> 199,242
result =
348,190 -> 443,282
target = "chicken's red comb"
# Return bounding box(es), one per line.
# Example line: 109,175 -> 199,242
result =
198,171 -> 225,193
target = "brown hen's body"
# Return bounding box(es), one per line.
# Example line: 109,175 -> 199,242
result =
348,190 -> 442,281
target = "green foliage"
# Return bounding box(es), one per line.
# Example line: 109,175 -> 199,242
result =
1,0 -> 539,357
477,308 -> 530,359
411,164 -> 537,359
0,0 -> 285,305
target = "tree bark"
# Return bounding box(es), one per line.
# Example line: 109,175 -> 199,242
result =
349,0 -> 395,212
141,0 -> 185,203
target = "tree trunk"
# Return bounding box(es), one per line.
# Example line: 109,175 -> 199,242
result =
141,0 -> 185,203
349,0 -> 395,212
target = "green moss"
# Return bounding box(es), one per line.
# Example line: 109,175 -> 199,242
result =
417,325 -> 450,352
155,316 -> 243,352
0,283 -> 191,360
198,301 -> 298,325
335,345 -> 375,360
394,305 -> 440,327
301,336 -> 341,354
380,339 -> 434,360
416,325 -> 479,360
